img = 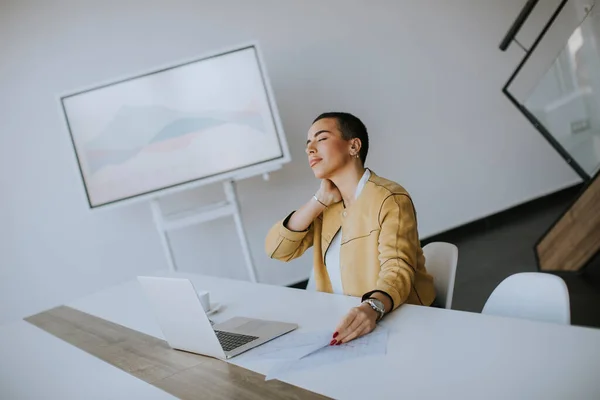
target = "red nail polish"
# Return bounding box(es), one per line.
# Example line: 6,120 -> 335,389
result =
336,341 -> 342,345
330,339 -> 336,345
333,332 -> 339,338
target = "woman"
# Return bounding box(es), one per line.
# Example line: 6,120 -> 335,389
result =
265,112 -> 436,345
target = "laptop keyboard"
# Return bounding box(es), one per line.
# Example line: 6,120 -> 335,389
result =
214,330 -> 259,352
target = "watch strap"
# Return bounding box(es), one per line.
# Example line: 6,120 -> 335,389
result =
361,290 -> 394,311
363,298 -> 385,321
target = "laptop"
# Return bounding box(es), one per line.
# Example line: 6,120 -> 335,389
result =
137,276 -> 297,360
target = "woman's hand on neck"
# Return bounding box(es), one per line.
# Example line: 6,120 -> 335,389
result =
330,162 -> 366,209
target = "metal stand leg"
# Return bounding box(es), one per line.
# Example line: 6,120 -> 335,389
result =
148,181 -> 258,281
223,180 -> 259,283
150,199 -> 176,272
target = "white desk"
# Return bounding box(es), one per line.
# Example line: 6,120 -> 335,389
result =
0,320 -> 175,399
3,270 -> 600,399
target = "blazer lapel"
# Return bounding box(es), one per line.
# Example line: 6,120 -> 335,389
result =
320,202 -> 343,261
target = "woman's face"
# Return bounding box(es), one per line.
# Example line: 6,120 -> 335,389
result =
306,118 -> 354,179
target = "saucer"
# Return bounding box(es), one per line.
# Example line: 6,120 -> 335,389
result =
206,302 -> 222,316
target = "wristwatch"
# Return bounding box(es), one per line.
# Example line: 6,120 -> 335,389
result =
362,298 -> 385,321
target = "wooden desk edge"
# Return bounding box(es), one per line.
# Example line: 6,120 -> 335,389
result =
24,305 -> 330,400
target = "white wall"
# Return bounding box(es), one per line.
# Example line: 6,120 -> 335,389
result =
0,0 -> 581,324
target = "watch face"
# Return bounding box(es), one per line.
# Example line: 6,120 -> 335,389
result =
371,299 -> 384,311
365,299 -> 383,316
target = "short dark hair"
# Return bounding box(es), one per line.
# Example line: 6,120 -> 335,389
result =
312,112 -> 369,164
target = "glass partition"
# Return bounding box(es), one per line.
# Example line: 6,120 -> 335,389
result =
505,0 -> 599,179
525,3 -> 600,176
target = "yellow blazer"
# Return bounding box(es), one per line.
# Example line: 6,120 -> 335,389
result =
265,170 -> 436,310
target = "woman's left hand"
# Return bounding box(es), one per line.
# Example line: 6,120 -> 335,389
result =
331,303 -> 378,345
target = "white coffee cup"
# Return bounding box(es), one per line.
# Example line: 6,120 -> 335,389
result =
197,290 -> 210,312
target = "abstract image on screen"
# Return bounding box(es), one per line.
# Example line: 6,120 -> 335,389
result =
62,46 -> 284,207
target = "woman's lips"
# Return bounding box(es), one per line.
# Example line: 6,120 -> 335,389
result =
309,158 -> 322,167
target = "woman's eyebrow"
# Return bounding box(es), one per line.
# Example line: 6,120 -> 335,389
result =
306,130 -> 331,145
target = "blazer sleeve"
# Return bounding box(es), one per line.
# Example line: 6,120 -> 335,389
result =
265,211 -> 315,262
366,194 -> 421,310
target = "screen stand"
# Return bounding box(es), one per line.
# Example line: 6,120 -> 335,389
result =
149,179 -> 259,283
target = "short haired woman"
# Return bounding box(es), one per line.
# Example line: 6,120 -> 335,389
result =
265,112 -> 436,345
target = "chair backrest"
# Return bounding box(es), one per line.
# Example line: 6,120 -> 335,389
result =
482,272 -> 570,325
422,242 -> 459,309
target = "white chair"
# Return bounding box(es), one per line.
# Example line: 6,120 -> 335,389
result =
482,272 -> 570,325
423,242 -> 459,309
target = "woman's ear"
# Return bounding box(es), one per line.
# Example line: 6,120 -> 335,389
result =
350,138 -> 362,154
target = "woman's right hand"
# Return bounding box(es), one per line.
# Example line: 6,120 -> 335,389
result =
315,179 -> 342,206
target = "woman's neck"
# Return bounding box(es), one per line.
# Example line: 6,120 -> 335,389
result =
330,163 -> 366,208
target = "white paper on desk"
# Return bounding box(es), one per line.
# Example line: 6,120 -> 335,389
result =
265,327 -> 388,380
243,330 -> 332,360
